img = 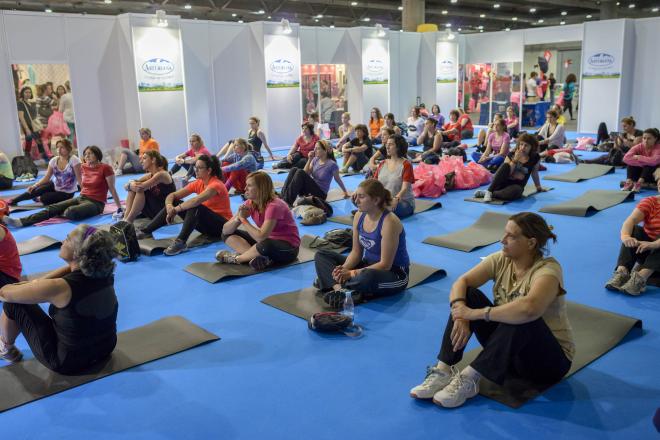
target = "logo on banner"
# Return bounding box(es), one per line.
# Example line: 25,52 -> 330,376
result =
438,60 -> 454,74
141,58 -> 175,76
366,59 -> 385,73
269,59 -> 294,74
587,53 -> 615,69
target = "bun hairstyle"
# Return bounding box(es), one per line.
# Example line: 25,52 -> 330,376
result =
621,116 -> 636,127
249,116 -> 260,125
316,140 -> 336,162
508,212 -> 557,256
71,225 -> 117,278
358,179 -> 392,209
196,154 -> 222,179
144,150 -> 168,169
233,138 -> 251,152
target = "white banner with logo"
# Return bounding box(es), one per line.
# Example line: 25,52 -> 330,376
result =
133,26 -> 184,92
436,40 -> 458,120
264,34 -> 300,88
582,27 -> 622,80
362,38 -> 389,84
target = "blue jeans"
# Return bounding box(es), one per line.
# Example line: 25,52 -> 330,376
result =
393,199 -> 414,219
472,152 -> 505,169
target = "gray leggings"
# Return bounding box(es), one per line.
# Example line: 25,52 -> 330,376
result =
122,150 -> 144,174
19,196 -> 105,226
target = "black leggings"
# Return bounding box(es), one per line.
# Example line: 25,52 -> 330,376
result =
0,176 -> 11,190
224,229 -> 299,264
281,168 -> 326,206
487,163 -> 525,201
626,165 -> 656,182
616,225 -> 660,272
437,287 -> 571,385
563,98 -> 573,119
10,181 -> 74,206
0,271 -> 18,288
314,249 -> 409,298
170,162 -> 195,178
274,152 -> 307,170
23,132 -> 49,162
3,302 -> 116,374
143,203 -> 227,242
19,196 -> 104,226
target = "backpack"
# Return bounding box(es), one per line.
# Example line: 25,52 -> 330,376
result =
110,221 -> 140,262
11,156 -> 38,177
323,228 -> 353,250
293,195 -> 333,217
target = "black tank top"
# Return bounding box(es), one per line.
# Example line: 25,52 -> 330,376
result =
49,270 -> 118,348
146,179 -> 176,204
248,130 -> 263,153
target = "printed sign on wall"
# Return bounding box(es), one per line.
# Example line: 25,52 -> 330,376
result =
264,35 -> 300,88
362,38 -> 389,84
436,41 -> 458,83
133,26 -> 184,92
583,52 -> 620,79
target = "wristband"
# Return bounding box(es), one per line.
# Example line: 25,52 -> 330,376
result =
449,298 -> 466,307
484,306 -> 492,322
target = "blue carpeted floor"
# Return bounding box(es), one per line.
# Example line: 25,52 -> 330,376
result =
2,131 -> 659,439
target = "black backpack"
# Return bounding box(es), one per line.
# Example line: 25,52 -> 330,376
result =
110,221 -> 140,262
323,228 -> 353,250
11,156 -> 37,177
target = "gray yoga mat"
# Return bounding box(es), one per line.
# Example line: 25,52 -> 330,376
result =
9,203 -> 44,212
328,199 -> 442,225
0,316 -> 219,413
264,168 -> 290,175
229,180 -> 282,197
339,170 -> 362,177
261,263 -> 447,319
139,230 -> 219,256
17,235 -> 61,256
184,234 -> 348,284
325,188 -> 350,203
456,302 -> 642,408
464,185 -> 554,205
423,211 -> 510,252
543,164 -> 614,183
539,190 -> 635,217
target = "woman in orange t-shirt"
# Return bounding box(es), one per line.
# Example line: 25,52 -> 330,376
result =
136,154 -> 232,256
116,128 -> 160,176
369,107 -> 385,139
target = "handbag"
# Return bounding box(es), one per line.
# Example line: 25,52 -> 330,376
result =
22,101 -> 43,132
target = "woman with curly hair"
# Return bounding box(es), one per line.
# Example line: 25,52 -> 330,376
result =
0,224 -> 119,373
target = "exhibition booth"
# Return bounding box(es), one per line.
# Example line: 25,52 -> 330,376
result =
0,10 -> 658,159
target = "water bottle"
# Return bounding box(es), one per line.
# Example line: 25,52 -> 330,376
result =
341,290 -> 363,338
112,210 -> 122,223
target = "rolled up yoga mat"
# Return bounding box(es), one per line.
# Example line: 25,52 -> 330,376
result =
464,184 -> 554,205
456,302 -> 642,408
543,164 -> 614,183
539,190 -> 635,217
184,234 -> 349,284
423,211 -> 510,252
261,263 -> 447,320
328,199 -> 442,225
0,316 -> 219,413
17,235 -> 61,256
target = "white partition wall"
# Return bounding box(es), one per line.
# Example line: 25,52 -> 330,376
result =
630,17 -> 660,130
435,39 -> 459,118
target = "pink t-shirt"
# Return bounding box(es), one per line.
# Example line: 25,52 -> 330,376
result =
248,198 -> 300,247
487,132 -> 511,154
185,146 -> 212,158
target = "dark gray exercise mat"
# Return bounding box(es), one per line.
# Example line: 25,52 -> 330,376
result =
261,263 -> 447,319
328,199 -> 442,225
184,234 -> 348,284
264,168 -> 290,175
456,301 -> 642,408
325,188 -> 350,203
8,203 -> 44,212
0,316 -> 219,413
423,211 -> 510,252
139,230 -> 218,256
17,235 -> 61,256
229,180 -> 282,196
464,185 -> 554,205
539,190 -> 634,217
543,164 -> 614,182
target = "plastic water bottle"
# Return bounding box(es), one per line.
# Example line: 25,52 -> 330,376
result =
112,210 -> 122,223
342,290 -> 354,320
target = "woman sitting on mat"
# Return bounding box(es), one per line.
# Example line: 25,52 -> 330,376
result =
280,140 -> 349,206
220,138 -> 259,193
3,146 -> 121,228
442,110 -> 463,143
582,117 -> 643,166
373,135 -> 415,218
367,128 -> 396,172
621,128 -> 660,193
505,106 -> 519,139
0,224 -> 118,373
0,224 -> 21,289
9,139 -> 81,207
136,155 -> 232,256
407,106 -> 425,138
122,151 -> 175,223
340,124 -> 373,173
537,110 -> 566,151
116,128 -> 159,176
606,169 -> 660,295
410,212 -> 574,408
475,113 -> 503,151
274,122 -> 319,170
384,113 -> 402,138
369,107 -> 385,140
337,112 -> 356,147
457,109 -> 474,140
429,104 -> 445,127
217,117 -> 275,161
218,172 -> 300,271
473,133 -> 543,203
472,119 -> 511,171
313,179 -> 409,308
170,134 -> 212,180
0,151 -> 14,190
550,104 -> 566,125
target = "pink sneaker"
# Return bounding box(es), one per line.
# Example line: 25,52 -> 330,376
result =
622,181 -> 634,191
632,182 -> 642,193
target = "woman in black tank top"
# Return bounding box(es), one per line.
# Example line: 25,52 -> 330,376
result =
248,116 -> 275,160
123,150 -> 175,223
0,224 -> 118,374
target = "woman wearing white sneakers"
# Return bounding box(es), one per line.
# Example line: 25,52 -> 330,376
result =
410,212 -> 574,408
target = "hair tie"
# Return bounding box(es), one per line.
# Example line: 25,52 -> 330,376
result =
83,226 -> 97,241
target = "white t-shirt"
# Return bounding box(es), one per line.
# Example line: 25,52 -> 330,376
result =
407,116 -> 425,134
59,93 -> 75,123
49,155 -> 81,193
526,78 -> 538,98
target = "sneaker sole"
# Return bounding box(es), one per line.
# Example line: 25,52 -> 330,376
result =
164,247 -> 187,256
604,283 -> 622,292
410,391 -> 434,400
432,388 -> 479,408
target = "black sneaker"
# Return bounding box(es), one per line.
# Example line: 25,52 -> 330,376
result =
323,290 -> 346,310
249,255 -> 273,271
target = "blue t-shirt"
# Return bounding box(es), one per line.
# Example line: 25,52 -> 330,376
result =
358,211 -> 409,269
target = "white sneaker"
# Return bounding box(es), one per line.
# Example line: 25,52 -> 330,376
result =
410,365 -> 453,399
483,191 -> 493,202
433,368 -> 479,408
1,216 -> 22,228
114,168 -> 123,176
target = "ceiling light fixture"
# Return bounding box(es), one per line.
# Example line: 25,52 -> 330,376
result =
477,25 -> 483,29
398,6 -> 403,11
560,20 -> 566,25
530,8 -> 536,13
45,7 -> 52,12
586,14 -> 592,18
315,14 -> 323,18
538,18 -> 544,23
351,1 -> 358,5
314,19 -> 319,22
104,0 -> 112,4
256,9 -> 265,14
280,18 -> 292,34
505,27 -> 511,31
445,23 -> 452,27
267,15 -> 271,19
479,13 -> 486,18
451,0 -> 457,3
629,4 -> 636,8
232,13 -> 237,17
479,29 -> 483,32
362,17 -> 371,22
457,27 -> 462,31
561,11 -> 567,16
155,9 -> 168,27
512,17 -> 518,21
330,24 -> 335,28
442,10 -> 448,15
653,7 -> 659,12
184,4 -> 191,9
238,19 -> 244,23
375,23 -> 386,36
493,4 -> 500,8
